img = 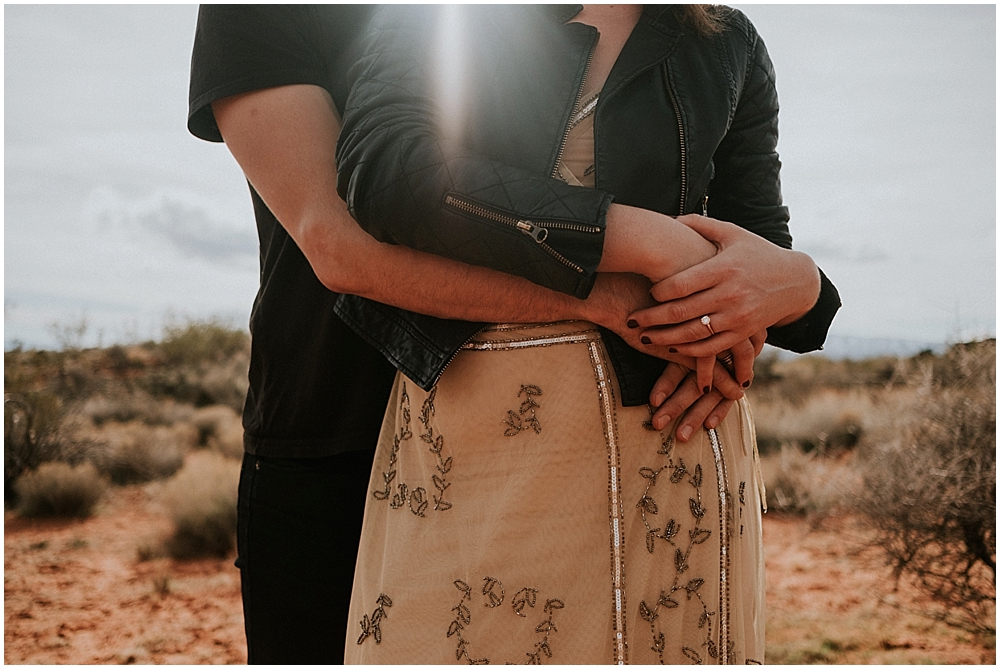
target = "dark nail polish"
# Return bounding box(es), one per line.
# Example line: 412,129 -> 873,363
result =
640,336 -> 651,345
703,386 -> 710,394
627,319 -> 639,329
742,380 -> 751,388
668,347 -> 678,353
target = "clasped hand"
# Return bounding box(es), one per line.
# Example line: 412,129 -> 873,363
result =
595,213 -> 820,442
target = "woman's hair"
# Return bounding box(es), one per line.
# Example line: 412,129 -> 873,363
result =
677,5 -> 726,37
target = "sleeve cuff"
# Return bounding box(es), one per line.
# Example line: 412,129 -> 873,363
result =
765,268 -> 841,354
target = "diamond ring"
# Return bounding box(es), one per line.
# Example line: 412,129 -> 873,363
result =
700,315 -> 715,336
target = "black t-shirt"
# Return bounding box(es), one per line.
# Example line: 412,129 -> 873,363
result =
188,4 -> 396,458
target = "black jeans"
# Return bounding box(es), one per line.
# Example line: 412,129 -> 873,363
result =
236,448 -> 375,664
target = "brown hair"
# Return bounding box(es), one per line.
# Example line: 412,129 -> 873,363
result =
677,5 -> 726,37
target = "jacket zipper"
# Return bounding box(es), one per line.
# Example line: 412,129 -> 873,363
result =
433,326 -> 485,386
436,36 -> 600,388
443,193 -> 600,273
550,36 -> 598,179
663,63 -> 688,215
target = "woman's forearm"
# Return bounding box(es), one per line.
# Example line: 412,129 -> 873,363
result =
597,204 -> 718,281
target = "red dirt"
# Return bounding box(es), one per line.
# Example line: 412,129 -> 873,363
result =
4,488 -> 993,664
763,514 -> 995,664
4,485 -> 245,664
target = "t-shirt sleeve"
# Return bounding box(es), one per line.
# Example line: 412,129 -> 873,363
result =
187,4 -> 328,142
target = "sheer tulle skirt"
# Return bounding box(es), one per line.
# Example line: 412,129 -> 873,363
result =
346,321 -> 766,664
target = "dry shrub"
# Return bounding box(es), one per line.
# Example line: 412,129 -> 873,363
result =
197,355 -> 250,412
855,340 -> 996,634
79,392 -> 193,427
191,405 -> 244,459
134,318 -> 250,411
15,461 -> 106,518
749,387 -> 879,455
161,451 -> 240,559
158,318 -> 248,366
141,347 -> 249,412
758,444 -> 859,515
5,392 -> 69,504
87,421 -> 195,485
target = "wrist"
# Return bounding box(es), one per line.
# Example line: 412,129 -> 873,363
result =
773,251 -> 821,327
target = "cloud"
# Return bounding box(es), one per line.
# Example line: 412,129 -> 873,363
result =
135,199 -> 258,262
84,188 -> 258,263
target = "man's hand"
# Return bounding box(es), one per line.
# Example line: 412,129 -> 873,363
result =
648,364 -> 735,442
628,214 -> 821,358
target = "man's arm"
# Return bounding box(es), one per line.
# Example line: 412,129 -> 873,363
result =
212,84 -> 744,434
213,84 -> 612,325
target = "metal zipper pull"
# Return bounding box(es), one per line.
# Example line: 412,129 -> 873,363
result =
516,221 -> 548,243
701,193 -> 709,217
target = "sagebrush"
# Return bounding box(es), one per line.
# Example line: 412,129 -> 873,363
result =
15,461 -> 106,518
855,340 -> 996,633
161,451 -> 240,559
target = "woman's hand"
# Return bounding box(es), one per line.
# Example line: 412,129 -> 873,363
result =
629,214 -> 821,358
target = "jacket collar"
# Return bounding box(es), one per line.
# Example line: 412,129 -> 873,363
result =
542,4 -> 583,24
601,8 -> 683,102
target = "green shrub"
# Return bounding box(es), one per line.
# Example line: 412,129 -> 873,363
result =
15,461 -> 105,518
161,452 -> 239,559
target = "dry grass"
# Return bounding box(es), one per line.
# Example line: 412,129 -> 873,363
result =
14,461 -> 106,518
160,451 -> 240,559
758,445 -> 859,515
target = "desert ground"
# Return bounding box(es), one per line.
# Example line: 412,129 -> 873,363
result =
4,476 -> 993,664
4,326 -> 995,664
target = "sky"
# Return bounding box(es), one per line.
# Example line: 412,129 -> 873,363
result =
3,3 -> 996,354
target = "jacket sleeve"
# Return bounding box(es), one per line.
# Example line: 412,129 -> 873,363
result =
710,13 -> 841,353
335,6 -> 612,299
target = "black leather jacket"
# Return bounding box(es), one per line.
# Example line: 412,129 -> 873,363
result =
334,4 -> 841,406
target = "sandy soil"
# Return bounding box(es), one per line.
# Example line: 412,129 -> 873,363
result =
764,514 -> 995,664
4,485 -> 245,664
4,487 -> 994,664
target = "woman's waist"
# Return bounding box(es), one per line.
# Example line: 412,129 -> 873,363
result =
464,320 -> 603,350
333,294 -> 664,406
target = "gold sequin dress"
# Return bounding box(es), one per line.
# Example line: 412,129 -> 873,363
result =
345,88 -> 767,666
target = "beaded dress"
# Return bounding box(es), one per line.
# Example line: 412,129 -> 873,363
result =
345,79 -> 767,667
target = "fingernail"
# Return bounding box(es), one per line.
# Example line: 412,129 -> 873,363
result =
668,347 -> 678,353
651,392 -> 666,407
706,416 -> 719,429
627,319 -> 639,329
641,336 -> 651,345
742,380 -> 751,388
678,425 -> 693,441
703,386 -> 710,394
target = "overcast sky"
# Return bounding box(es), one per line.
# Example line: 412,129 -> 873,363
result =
4,3 -> 996,353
